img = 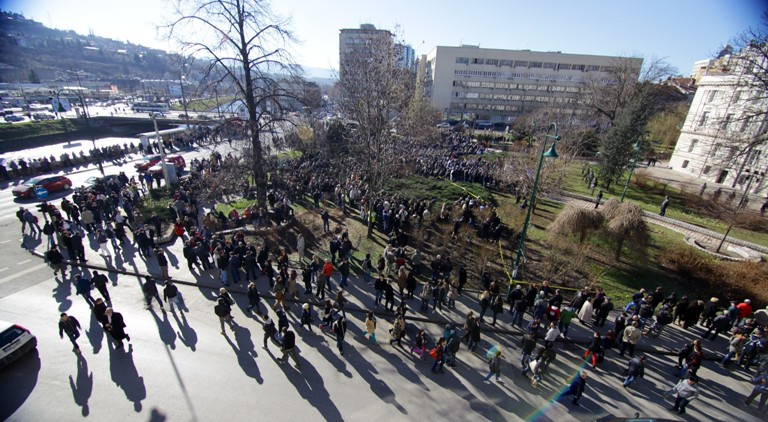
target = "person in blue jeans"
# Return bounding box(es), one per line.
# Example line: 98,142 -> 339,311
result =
374,277 -> 386,306
431,337 -> 446,373
484,350 -> 502,382
623,355 -> 645,388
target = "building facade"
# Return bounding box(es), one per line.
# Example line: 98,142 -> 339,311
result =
669,53 -> 768,195
339,24 -> 394,84
423,45 -> 642,123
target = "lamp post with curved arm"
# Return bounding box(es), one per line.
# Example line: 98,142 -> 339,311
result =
511,122 -> 560,280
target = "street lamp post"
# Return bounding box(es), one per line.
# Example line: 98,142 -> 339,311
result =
179,72 -> 190,125
620,139 -> 644,202
150,113 -> 171,184
511,123 -> 560,281
52,88 -> 104,175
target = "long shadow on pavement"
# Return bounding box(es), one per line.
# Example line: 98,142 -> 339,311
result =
224,324 -> 263,384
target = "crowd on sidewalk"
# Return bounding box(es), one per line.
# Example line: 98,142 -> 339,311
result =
16,129 -> 768,417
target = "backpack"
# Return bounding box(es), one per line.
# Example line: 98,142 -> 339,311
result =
214,301 -> 228,317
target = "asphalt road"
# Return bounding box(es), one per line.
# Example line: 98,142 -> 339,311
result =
0,141 -> 765,421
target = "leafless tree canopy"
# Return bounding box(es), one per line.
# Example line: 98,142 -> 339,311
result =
163,0 -> 301,206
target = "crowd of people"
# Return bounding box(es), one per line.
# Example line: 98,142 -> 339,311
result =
15,128 -> 768,418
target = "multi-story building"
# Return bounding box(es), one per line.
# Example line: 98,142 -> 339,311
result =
422,45 -> 642,123
395,43 -> 416,72
338,24 -> 394,84
669,50 -> 768,195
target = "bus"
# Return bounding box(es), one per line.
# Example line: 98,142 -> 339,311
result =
130,102 -> 169,114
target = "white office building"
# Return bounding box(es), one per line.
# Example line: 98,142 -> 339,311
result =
422,45 -> 642,123
669,51 -> 768,195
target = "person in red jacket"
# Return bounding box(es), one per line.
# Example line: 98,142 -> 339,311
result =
322,261 -> 335,293
737,299 -> 753,323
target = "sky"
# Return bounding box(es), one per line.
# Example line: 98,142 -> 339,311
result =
2,0 -> 765,77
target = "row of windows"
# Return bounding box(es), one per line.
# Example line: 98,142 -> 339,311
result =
454,56 -> 606,72
452,69 -> 605,83
451,94 -> 580,104
697,111 -> 755,132
450,102 -> 590,114
452,80 -> 580,92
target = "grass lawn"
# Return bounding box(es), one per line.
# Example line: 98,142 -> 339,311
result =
562,162 -> 768,246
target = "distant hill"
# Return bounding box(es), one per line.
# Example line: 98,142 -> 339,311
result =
0,10 -> 173,83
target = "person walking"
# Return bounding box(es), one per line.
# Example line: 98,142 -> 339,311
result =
483,350 -> 503,383
155,249 -> 169,280
142,276 -> 165,311
75,275 -> 96,309
623,355 -> 646,388
520,333 -> 537,375
58,313 -> 83,354
46,245 -> 67,279
619,321 -> 641,357
97,229 -> 110,257
389,314 -> 405,347
300,303 -> 314,332
277,327 -> 301,368
214,294 -> 235,335
583,332 -> 603,369
365,311 -> 377,343
92,271 -> 111,305
296,233 -> 306,263
163,280 -> 181,313
668,376 -> 699,415
430,337 -> 446,373
247,282 -> 263,317
333,315 -> 347,355
411,328 -> 427,359
595,190 -> 603,209
660,195 -> 670,216
562,372 -> 588,406
104,308 -> 130,349
744,374 -> 768,411
262,315 -> 278,350
490,295 -> 504,326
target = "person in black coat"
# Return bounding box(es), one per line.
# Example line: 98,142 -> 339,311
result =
246,282 -> 262,317
595,298 -> 614,327
104,307 -> 130,349
562,372 -> 588,405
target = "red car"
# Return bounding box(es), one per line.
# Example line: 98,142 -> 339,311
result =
12,175 -> 73,198
134,154 -> 163,172
147,155 -> 186,177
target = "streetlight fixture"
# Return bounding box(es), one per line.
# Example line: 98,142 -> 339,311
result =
511,122 -> 560,280
51,88 -> 104,175
620,137 -> 645,202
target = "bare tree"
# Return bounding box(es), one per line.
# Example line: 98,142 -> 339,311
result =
549,203 -> 604,243
337,27 -> 412,190
164,0 -> 301,206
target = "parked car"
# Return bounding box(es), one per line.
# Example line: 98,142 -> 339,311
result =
32,113 -> 55,121
147,155 -> 187,177
134,154 -> 163,172
0,321 -> 37,369
436,122 -> 451,129
4,115 -> 25,122
12,175 -> 73,198
80,174 -> 120,190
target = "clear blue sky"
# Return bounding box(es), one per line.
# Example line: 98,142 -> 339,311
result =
3,0 -> 765,76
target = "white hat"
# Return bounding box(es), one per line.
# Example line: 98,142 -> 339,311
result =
302,303 -> 310,310
745,299 -> 751,304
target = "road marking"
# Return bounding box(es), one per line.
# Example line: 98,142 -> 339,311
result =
0,267 -> 8,273
0,240 -> 10,244
0,262 -> 49,286
16,259 -> 31,266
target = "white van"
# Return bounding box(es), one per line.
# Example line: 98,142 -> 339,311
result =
0,321 -> 37,369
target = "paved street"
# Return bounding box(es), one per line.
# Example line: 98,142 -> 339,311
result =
0,140 -> 766,421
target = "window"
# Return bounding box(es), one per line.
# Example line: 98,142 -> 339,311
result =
698,112 -> 709,127
703,165 -> 711,175
543,62 -> 556,69
734,90 -> 742,102
514,60 -> 528,67
456,57 -> 469,64
557,63 -> 571,71
688,139 -> 698,152
722,114 -> 733,130
572,64 -> 585,71
712,144 -> 721,155
587,65 -> 600,72
706,90 -> 717,103
500,60 -> 513,67
471,58 -> 483,64
682,160 -> 690,169
740,116 -> 752,132
529,62 -> 542,68
485,59 -> 499,66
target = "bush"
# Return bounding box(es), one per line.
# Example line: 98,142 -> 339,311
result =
138,187 -> 174,221
659,246 -> 768,306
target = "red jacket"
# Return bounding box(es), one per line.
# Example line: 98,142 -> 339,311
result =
322,262 -> 334,278
737,302 -> 753,319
